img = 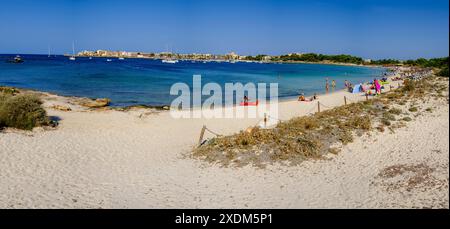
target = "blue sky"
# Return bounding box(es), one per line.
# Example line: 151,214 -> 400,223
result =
0,0 -> 448,59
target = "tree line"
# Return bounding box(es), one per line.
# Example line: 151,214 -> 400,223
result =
243,53 -> 449,77
371,57 -> 448,77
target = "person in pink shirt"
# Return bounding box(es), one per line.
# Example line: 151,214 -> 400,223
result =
374,79 -> 381,95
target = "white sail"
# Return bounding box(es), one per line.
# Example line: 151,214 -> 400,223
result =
69,41 -> 76,61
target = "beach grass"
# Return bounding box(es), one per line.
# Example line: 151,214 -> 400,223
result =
194,75 -> 449,168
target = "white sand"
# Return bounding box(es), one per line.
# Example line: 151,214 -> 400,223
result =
0,81 -> 448,208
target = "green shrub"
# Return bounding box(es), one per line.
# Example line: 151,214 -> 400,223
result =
408,107 -> 418,112
402,117 -> 412,122
381,118 -> 391,126
402,79 -> 416,92
438,66 -> 449,77
388,108 -> 402,115
0,86 -> 19,95
0,94 -> 48,130
383,112 -> 396,121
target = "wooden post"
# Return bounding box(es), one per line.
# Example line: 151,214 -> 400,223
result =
317,101 -> 321,113
365,94 -> 369,101
264,113 -> 267,128
344,96 -> 347,105
198,125 -> 206,146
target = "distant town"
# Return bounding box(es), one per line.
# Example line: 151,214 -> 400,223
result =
69,50 -> 447,68
74,50 -> 277,62
71,50 -> 375,65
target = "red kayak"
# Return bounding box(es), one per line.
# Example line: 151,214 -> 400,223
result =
240,100 -> 259,106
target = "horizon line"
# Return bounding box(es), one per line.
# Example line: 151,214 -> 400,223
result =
1,52 -> 448,61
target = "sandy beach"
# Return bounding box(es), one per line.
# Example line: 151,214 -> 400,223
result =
0,77 -> 448,209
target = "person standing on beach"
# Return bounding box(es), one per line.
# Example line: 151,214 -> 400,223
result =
331,80 -> 336,91
344,80 -> 349,89
325,78 -> 330,93
374,79 -> 381,95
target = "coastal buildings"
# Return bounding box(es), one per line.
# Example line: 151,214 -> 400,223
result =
73,50 -> 386,66
75,50 -> 256,62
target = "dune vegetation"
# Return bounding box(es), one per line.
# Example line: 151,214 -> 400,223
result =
0,87 -> 49,130
194,75 -> 449,168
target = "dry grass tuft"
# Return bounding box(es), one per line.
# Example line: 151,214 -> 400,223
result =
193,75 -> 448,167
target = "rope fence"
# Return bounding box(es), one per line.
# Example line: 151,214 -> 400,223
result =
204,126 -> 222,137
197,89 -> 394,146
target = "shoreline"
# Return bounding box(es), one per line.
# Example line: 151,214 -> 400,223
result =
1,69 -> 448,208
1,67 -> 386,110
3,84 -> 374,115
1,53 -> 388,68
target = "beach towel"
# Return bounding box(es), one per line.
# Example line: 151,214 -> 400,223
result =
240,100 -> 259,106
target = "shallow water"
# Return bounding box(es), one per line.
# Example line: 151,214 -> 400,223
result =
0,54 -> 386,106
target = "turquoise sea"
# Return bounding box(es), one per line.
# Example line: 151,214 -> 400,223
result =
0,54 -> 386,107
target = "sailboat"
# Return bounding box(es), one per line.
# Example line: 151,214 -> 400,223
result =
161,44 -> 178,64
48,45 -> 51,58
69,41 -> 76,61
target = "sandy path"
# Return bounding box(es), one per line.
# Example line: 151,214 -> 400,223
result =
0,86 -> 448,208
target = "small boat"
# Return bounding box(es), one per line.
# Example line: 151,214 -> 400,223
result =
89,57 -> 93,60
106,59 -> 112,62
7,55 -> 24,63
118,57 -> 125,60
240,100 -> 259,106
162,59 -> 178,64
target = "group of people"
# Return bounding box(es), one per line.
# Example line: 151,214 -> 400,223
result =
325,78 -> 336,93
344,80 -> 354,92
297,66 -> 434,104
250,67 -> 431,105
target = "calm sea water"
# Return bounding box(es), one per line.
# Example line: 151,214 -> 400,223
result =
0,54 -> 386,107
